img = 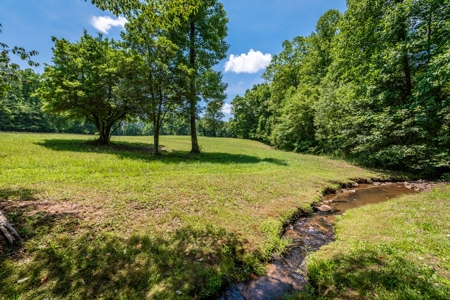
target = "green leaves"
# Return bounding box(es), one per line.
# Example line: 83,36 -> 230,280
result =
0,23 -> 39,96
231,1 -> 450,174
36,32 -> 138,144
322,0 -> 450,172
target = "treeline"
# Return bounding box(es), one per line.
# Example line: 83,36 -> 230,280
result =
229,0 -> 450,175
0,68 -> 234,137
1,0 -> 232,154
0,69 -> 97,134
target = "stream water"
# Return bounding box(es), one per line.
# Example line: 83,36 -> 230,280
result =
219,182 -> 418,300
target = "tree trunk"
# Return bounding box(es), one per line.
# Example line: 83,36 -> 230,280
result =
189,21 -> 200,154
98,121 -> 111,145
0,211 -> 19,244
98,131 -> 110,145
190,108 -> 200,153
153,119 -> 160,155
427,9 -> 432,64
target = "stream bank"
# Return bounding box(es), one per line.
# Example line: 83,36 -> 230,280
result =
219,180 -> 444,300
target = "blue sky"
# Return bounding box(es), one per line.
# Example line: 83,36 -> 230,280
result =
1,0 -> 347,118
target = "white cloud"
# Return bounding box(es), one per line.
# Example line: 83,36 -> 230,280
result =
221,103 -> 233,114
224,49 -> 272,74
91,16 -> 128,34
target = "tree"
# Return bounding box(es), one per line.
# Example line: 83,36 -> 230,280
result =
160,111 -> 190,135
230,83 -> 271,141
36,32 -> 139,144
0,24 -> 39,96
315,0 -> 450,172
269,10 -> 340,152
263,36 -> 309,106
88,0 -> 138,15
168,0 -> 229,153
198,99 -> 225,137
270,85 -> 319,152
0,69 -> 52,132
89,0 -> 229,153
122,2 -> 188,154
247,10 -> 340,151
302,9 -> 340,85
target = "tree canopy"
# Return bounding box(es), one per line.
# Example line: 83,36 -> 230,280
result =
122,1 -> 188,154
231,1 -> 450,175
167,0 -> 229,153
2,0 -> 449,175
0,24 -> 39,96
36,32 -> 139,144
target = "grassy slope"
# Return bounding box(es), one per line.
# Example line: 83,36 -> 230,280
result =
300,185 -> 450,300
0,133 -> 378,299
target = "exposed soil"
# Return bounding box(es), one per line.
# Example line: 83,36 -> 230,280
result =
0,199 -> 108,256
219,180 -> 445,300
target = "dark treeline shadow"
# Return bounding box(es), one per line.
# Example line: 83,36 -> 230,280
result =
35,139 -> 288,166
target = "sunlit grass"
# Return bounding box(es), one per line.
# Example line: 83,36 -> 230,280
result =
0,132 -> 378,299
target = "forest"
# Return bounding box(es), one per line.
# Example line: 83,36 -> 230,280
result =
230,1 -> 450,175
2,0 -> 449,175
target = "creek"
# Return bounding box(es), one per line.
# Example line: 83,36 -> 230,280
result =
219,182 -> 426,300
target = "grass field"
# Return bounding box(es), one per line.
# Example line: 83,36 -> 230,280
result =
0,132 -> 379,299
291,185 -> 450,300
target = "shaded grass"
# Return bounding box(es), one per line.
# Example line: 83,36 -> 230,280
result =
1,217 -> 242,299
290,185 -> 450,300
0,133 -> 379,299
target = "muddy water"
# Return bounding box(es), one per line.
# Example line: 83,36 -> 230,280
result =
324,183 -> 416,214
219,183 -> 417,300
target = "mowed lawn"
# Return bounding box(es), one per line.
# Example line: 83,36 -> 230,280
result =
0,133 -> 377,299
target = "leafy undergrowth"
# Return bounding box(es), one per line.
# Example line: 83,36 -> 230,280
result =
290,185 -> 450,300
0,133 -> 379,299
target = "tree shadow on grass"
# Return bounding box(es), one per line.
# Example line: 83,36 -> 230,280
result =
306,249 -> 450,300
35,139 -> 288,166
0,187 -> 77,249
0,188 -> 40,201
0,187 -> 43,252
0,211 -> 250,300
0,187 -> 252,299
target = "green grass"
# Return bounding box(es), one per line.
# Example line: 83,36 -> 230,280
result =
290,185 -> 450,300
0,132 -> 379,299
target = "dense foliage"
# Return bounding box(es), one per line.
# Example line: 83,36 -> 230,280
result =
2,0 -> 449,173
0,69 -> 96,133
0,24 -> 39,96
1,0 -> 229,150
36,32 -> 140,144
230,0 -> 450,175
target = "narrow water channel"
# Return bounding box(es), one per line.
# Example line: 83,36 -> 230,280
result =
219,182 -> 420,300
